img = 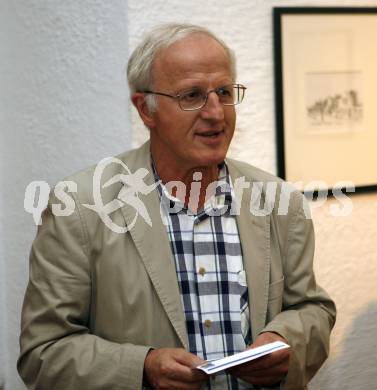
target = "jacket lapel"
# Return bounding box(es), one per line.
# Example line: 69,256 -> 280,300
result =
228,161 -> 271,342
119,144 -> 189,349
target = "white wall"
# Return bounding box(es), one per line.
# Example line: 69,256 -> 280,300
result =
1,1 -> 131,389
1,0 -> 377,389
310,195 -> 377,389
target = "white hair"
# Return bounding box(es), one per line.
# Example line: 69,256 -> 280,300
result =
127,23 -> 236,112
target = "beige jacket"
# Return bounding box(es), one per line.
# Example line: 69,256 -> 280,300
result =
18,141 -> 336,390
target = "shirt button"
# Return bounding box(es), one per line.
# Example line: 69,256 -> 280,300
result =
204,319 -> 212,328
199,266 -> 206,276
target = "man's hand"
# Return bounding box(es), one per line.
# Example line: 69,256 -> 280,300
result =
228,332 -> 291,387
143,348 -> 208,390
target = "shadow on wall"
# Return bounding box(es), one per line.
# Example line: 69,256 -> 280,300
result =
309,302 -> 377,390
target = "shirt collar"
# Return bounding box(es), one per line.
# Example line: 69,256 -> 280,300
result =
151,159 -> 237,217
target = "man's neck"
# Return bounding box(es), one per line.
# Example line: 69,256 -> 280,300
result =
152,157 -> 220,212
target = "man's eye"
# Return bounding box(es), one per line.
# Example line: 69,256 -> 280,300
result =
217,87 -> 232,97
181,90 -> 203,102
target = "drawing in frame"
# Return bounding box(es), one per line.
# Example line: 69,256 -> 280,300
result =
273,7 -> 377,194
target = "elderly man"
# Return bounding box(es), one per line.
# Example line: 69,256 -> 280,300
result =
18,24 -> 335,390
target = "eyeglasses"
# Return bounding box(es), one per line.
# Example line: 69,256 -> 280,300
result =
142,83 -> 246,111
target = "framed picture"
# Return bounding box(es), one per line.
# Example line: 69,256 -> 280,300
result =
273,7 -> 377,193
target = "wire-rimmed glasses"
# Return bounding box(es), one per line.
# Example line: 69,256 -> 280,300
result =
142,83 -> 246,111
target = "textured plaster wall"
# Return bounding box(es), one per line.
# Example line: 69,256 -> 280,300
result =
1,0 -> 377,389
310,194 -> 377,389
128,1 -> 377,389
1,1 -> 130,389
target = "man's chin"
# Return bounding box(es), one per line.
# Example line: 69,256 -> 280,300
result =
192,153 -> 227,169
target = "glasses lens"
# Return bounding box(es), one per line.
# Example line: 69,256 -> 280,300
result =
237,85 -> 246,103
235,84 -> 245,104
179,89 -> 206,110
178,84 -> 246,110
217,85 -> 245,105
216,85 -> 234,104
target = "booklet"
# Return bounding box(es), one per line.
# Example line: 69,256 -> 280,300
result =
196,341 -> 289,375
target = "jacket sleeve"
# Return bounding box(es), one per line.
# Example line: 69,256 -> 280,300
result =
261,190 -> 336,390
17,191 -> 150,390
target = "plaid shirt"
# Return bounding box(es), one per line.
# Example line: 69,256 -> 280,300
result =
155,163 -> 253,390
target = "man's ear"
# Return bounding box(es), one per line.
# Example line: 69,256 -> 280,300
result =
131,92 -> 156,129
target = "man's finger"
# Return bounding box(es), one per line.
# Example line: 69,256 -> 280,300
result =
231,363 -> 278,376
174,350 -> 206,367
242,350 -> 289,371
228,349 -> 287,374
169,365 -> 207,383
172,350 -> 208,382
237,361 -> 288,377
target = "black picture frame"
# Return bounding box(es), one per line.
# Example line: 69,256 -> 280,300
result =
273,7 -> 377,194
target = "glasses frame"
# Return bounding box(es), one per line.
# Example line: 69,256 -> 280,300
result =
142,83 -> 247,111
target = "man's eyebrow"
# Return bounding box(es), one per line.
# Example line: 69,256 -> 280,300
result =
179,85 -> 203,92
176,83 -> 205,91
177,82 -> 231,92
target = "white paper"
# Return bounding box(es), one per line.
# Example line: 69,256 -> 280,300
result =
196,341 -> 290,375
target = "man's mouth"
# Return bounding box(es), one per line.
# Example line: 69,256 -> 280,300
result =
196,130 -> 223,138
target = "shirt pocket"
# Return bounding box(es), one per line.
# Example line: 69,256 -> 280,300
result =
266,277 -> 284,322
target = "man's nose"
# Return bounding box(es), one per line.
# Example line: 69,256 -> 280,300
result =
200,91 -> 225,121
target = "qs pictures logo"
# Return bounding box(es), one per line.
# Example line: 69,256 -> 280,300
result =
23,158 -> 159,233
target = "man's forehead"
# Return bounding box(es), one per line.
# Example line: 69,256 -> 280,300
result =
152,34 -> 232,85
